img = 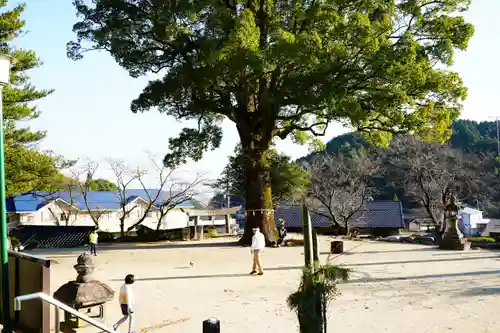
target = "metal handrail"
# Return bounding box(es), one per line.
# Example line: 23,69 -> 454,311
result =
14,292 -> 115,333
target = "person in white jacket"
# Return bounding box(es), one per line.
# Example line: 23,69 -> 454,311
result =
113,274 -> 136,333
250,227 -> 265,275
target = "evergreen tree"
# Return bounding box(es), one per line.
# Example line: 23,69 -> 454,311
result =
1,3 -> 66,194
69,0 -> 474,244
215,145 -> 309,203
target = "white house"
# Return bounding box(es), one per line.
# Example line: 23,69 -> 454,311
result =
7,191 -> 239,234
458,207 -> 488,236
480,219 -> 500,238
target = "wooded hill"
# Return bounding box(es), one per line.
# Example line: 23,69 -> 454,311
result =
300,119 -> 499,161
298,119 -> 500,218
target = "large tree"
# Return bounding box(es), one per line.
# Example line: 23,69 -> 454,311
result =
215,144 -> 309,203
69,0 -> 473,244
3,3 -> 66,195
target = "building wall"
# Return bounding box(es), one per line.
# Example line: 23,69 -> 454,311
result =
13,199 -> 204,233
460,212 -> 484,236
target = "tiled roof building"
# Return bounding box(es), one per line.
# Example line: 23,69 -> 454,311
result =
275,200 -> 405,229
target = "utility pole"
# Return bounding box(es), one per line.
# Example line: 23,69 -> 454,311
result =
226,180 -> 230,208
490,116 -> 500,177
496,116 -> 499,157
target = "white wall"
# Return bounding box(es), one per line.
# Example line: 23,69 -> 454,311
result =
197,215 -> 236,226
15,199 -> 231,232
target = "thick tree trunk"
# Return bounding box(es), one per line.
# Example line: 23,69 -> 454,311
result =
239,149 -> 277,246
119,218 -> 125,237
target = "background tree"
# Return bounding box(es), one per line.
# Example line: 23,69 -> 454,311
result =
70,161 -> 107,228
215,144 -> 309,204
2,3 -> 68,195
307,152 -> 378,234
109,160 -> 141,237
87,178 -> 118,191
386,137 -> 478,228
46,176 -> 80,226
126,154 -> 191,232
154,174 -> 204,231
69,0 -> 474,244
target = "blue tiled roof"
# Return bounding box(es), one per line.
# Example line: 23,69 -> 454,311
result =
7,190 -> 196,213
275,201 -> 405,229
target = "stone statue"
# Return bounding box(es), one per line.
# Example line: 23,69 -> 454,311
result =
439,194 -> 470,251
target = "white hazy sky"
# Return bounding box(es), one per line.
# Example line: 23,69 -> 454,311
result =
10,1 -> 500,201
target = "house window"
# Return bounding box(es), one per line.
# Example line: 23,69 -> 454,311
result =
146,211 -> 153,217
60,214 -> 68,221
21,215 -> 33,223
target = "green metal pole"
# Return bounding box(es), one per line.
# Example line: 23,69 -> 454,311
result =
0,86 -> 12,333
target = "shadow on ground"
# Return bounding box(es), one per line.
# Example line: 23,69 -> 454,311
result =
110,265 -> 303,282
336,254 -> 499,267
320,247 -> 438,255
28,240 -> 242,257
349,269 -> 500,284
457,286 -> 500,297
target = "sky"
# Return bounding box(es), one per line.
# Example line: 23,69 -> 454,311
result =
10,0 -> 500,201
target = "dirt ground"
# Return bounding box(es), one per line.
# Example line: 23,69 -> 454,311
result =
33,236 -> 500,333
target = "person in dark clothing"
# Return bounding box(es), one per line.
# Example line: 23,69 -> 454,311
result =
277,219 -> 288,247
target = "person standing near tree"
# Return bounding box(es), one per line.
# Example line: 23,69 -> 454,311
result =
88,229 -> 98,256
250,227 -> 265,275
277,219 -> 289,247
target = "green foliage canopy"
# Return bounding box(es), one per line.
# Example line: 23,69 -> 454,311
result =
87,178 -> 119,191
215,145 -> 309,202
69,0 -> 474,165
2,3 -> 67,195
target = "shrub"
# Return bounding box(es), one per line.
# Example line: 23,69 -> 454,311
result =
98,231 -> 116,243
8,236 -> 20,250
288,265 -> 349,333
467,236 -> 496,243
205,226 -> 218,239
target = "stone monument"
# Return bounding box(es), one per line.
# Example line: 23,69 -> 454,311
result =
54,252 -> 115,330
439,194 -> 470,251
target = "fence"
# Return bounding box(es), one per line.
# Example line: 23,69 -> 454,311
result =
0,251 -> 51,333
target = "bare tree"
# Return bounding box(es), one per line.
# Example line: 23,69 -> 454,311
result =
46,176 -> 80,226
307,152 -> 379,235
387,136 -> 477,231
154,174 -> 205,231
69,161 -> 107,228
126,154 -> 175,232
109,159 -> 141,237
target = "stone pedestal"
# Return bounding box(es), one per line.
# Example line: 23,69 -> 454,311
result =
439,217 -> 470,250
439,195 -> 470,251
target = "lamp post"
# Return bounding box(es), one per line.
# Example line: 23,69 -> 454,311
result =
0,53 -> 12,333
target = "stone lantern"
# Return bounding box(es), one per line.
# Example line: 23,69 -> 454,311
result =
54,253 -> 115,329
439,194 -> 470,251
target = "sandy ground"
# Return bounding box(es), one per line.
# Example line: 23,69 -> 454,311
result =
29,236 -> 500,333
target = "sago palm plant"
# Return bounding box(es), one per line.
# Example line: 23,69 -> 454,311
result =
288,265 -> 349,333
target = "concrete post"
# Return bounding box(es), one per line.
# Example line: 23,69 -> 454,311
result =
193,216 -> 198,239
224,214 -> 230,234
197,222 -> 204,241
202,317 -> 220,333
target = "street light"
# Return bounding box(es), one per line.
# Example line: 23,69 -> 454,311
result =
0,53 -> 12,333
